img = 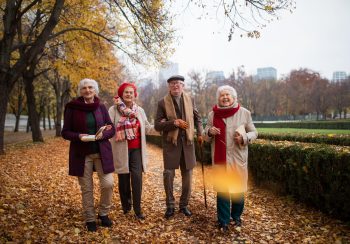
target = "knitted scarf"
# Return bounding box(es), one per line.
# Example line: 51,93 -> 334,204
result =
115,97 -> 138,141
164,92 -> 194,145
65,96 -> 100,133
213,104 -> 240,164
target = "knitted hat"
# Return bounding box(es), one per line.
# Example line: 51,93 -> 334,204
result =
117,82 -> 138,98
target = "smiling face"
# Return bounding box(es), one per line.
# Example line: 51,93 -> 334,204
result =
80,82 -> 96,103
218,89 -> 235,107
168,79 -> 184,96
122,86 -> 136,105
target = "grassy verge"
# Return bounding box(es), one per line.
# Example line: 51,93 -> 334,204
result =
257,128 -> 350,135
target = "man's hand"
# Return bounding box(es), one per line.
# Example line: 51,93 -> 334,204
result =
234,131 -> 243,145
174,119 -> 188,129
197,135 -> 204,146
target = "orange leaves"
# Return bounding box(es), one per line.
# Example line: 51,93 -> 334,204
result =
0,139 -> 349,242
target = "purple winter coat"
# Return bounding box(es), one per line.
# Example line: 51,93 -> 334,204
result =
61,97 -> 115,177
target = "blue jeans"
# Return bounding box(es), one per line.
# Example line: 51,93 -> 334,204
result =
217,192 -> 244,225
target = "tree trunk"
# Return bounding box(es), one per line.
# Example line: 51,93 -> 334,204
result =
48,104 -> 52,130
42,104 -> 46,130
14,114 -> 20,132
24,75 -> 43,142
55,99 -> 62,136
0,85 -> 11,154
26,113 -> 31,133
14,86 -> 24,132
51,73 -> 70,137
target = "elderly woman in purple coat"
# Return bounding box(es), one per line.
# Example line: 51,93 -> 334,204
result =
61,78 -> 115,232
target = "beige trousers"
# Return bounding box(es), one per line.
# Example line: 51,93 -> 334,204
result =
78,153 -> 114,222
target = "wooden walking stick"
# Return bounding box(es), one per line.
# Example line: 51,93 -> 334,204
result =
199,144 -> 208,208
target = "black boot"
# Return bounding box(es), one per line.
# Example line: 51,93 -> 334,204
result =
135,212 -> 146,220
98,215 -> 112,227
86,221 -> 97,232
164,208 -> 175,219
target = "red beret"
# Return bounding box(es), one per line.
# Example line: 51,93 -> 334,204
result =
117,82 -> 138,98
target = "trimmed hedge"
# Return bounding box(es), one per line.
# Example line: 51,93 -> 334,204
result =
258,133 -> 350,146
254,121 -> 350,129
147,135 -> 350,220
249,140 -> 350,221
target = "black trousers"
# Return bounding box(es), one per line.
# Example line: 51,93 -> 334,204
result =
118,148 -> 143,214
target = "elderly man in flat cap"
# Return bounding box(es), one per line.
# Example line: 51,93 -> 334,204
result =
155,75 -> 203,219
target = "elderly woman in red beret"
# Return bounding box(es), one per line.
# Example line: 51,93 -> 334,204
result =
61,78 -> 115,232
108,82 -> 154,220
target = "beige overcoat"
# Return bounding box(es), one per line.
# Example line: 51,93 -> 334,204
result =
204,106 -> 258,192
108,105 -> 154,174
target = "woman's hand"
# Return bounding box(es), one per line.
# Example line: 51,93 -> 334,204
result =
79,134 -> 88,140
113,96 -> 121,105
234,131 -> 243,145
209,126 -> 220,136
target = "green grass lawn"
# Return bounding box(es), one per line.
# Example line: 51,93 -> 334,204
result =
257,128 -> 350,135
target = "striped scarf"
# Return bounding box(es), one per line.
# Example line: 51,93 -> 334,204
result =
115,98 -> 138,141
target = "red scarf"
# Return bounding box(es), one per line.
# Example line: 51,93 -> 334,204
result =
65,96 -> 100,133
212,104 -> 240,164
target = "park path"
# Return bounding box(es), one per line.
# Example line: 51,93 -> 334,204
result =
0,137 -> 349,243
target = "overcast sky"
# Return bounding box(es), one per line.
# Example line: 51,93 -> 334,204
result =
168,0 -> 350,80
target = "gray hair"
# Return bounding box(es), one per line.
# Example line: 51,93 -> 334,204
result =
77,78 -> 99,96
216,85 -> 237,101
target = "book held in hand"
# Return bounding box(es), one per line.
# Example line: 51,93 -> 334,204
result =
81,126 -> 107,142
235,124 -> 246,149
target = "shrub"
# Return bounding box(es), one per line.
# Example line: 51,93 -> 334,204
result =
258,133 -> 350,146
249,140 -> 350,221
147,135 -> 350,220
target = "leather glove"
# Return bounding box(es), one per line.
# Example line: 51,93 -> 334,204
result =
174,119 -> 188,130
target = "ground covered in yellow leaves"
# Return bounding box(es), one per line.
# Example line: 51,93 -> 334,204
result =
1,138 -> 349,243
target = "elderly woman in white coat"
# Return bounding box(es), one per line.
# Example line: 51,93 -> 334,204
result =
204,85 -> 257,232
108,82 -> 154,220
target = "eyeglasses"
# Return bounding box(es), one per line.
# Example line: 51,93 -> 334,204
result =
169,81 -> 183,86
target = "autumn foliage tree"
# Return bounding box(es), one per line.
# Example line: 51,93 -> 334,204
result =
0,0 -> 175,154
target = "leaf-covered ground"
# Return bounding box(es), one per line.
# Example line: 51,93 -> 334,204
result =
1,137 -> 349,243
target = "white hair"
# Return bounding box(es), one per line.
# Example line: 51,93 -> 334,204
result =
77,78 -> 99,96
216,85 -> 237,101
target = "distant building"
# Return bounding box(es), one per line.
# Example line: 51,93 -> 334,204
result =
257,67 -> 277,81
158,62 -> 179,83
205,71 -> 225,85
332,71 -> 347,82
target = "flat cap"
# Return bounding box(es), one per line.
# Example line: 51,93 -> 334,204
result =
167,75 -> 185,83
